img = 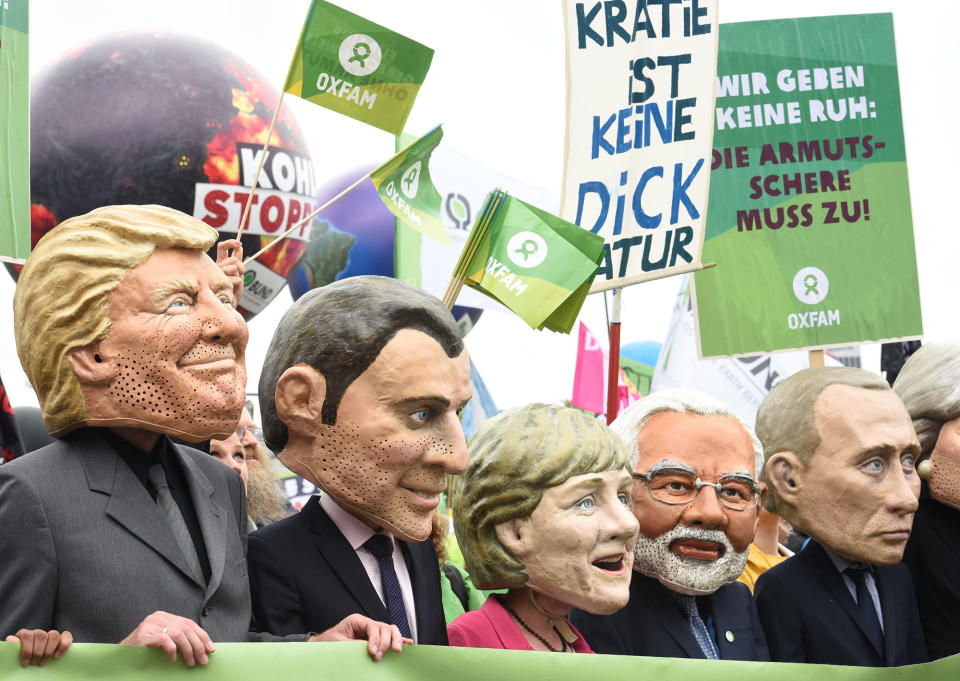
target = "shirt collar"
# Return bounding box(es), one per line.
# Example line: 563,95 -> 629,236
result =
821,543 -> 871,573
319,492 -> 395,552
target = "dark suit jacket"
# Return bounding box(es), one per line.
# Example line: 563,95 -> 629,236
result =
755,541 -> 927,666
570,572 -> 769,660
903,498 -> 960,660
248,495 -> 448,644
0,429 -> 254,642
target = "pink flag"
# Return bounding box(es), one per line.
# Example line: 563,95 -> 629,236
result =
618,368 -> 642,412
571,322 -> 605,414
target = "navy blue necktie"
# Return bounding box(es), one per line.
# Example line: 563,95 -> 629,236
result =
364,534 -> 412,639
846,567 -> 884,655
671,593 -> 719,659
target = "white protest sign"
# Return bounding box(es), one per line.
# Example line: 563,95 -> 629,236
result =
560,1 -> 718,292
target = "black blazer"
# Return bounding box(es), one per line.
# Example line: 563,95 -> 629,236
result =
903,498 -> 960,660
570,572 -> 769,660
755,541 -> 927,666
247,495 -> 448,644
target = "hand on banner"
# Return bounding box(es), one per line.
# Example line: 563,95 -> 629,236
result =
120,611 -> 216,666
307,613 -> 412,661
5,628 -> 73,666
216,239 -> 245,307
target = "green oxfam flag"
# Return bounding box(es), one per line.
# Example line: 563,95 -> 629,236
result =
693,13 -> 921,357
370,125 -> 448,244
0,0 -> 29,261
458,190 -> 604,334
284,0 -> 434,135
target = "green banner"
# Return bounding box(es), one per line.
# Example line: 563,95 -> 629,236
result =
0,0 -> 30,261
371,125 -> 448,244
693,14 -> 921,357
463,191 -> 604,334
2,641 -> 959,680
284,0 -> 434,135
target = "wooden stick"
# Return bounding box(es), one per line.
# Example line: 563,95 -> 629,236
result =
808,349 -> 825,367
242,170 -> 370,265
441,189 -> 504,310
441,277 -> 465,311
236,91 -> 285,240
606,288 -> 622,424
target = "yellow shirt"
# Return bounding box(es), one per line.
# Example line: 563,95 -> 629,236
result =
737,543 -> 788,593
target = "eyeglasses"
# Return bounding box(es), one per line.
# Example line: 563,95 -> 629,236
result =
632,467 -> 760,511
236,425 -> 264,444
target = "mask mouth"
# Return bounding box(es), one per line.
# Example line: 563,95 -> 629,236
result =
591,554 -> 626,574
669,538 -> 725,561
179,344 -> 237,367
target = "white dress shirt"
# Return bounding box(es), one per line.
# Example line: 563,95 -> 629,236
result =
319,493 -> 419,641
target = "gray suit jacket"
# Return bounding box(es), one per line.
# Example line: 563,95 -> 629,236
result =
0,428 -> 256,642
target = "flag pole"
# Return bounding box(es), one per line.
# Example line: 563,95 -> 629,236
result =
441,188 -> 504,310
236,91 -> 286,240
242,170 -> 370,265
441,277 -> 465,311
606,288 -> 622,424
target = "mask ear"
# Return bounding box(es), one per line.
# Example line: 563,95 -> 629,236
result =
494,518 -> 531,562
766,451 -> 803,508
67,344 -> 117,384
274,365 -> 326,439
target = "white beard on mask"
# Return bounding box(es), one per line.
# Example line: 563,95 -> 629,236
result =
633,525 -> 750,596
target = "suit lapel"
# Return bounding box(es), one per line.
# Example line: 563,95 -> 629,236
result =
805,542 -> 883,660
75,430 -> 203,586
303,498 -> 390,622
174,444 -> 232,599
638,575 -> 706,659
875,566 -> 899,666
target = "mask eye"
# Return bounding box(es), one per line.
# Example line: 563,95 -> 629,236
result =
575,496 -> 595,512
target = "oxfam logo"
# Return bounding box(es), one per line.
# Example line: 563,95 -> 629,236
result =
793,266 -> 829,305
506,231 -> 548,269
339,34 -> 382,76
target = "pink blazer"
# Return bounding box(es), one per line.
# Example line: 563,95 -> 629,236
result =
448,595 -> 594,652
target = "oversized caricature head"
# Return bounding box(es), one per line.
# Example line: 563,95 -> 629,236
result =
454,404 -> 638,615
757,367 -> 921,565
613,390 -> 765,596
259,275 -> 471,542
893,342 -> 960,510
14,205 -> 248,441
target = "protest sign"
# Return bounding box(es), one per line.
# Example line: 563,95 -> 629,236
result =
284,0 -> 433,135
2,640 -> 958,681
560,0 -> 718,292
655,277 -> 840,425
693,13 -> 921,358
0,0 -> 29,262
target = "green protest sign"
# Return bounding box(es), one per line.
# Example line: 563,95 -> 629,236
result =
0,0 -> 30,262
2,641 -> 959,680
693,13 -> 921,357
284,0 -> 434,135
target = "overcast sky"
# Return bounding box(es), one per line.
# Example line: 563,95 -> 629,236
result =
2,0 -> 956,412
